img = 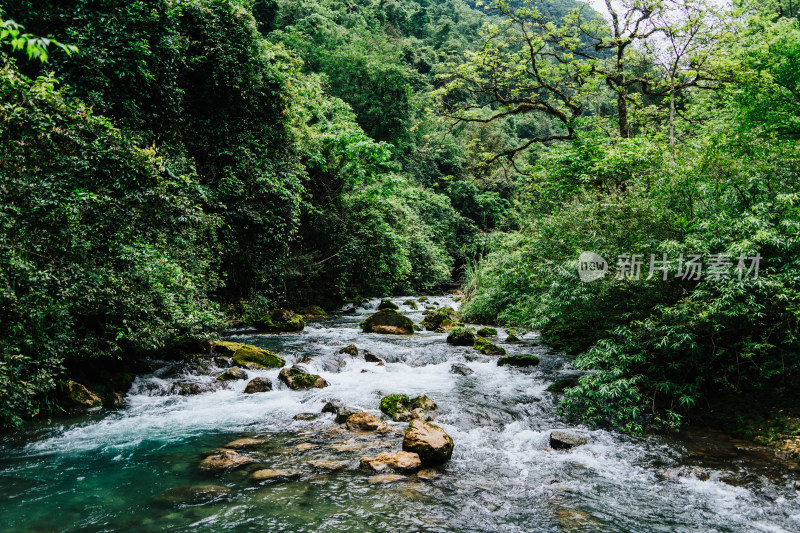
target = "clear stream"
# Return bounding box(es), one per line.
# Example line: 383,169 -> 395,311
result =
1,297 -> 799,532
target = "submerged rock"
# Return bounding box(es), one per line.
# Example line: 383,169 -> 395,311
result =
154,484 -> 231,507
309,459 -> 349,471
362,309 -> 414,334
212,341 -> 285,369
339,344 -> 359,356
279,366 -> 328,390
224,438 -> 266,449
547,376 -> 581,393
473,336 -> 505,355
449,363 -> 474,376
253,309 -> 305,332
402,419 -> 454,465
367,474 -> 407,484
61,380 -> 102,409
363,350 -> 383,363
243,377 -> 272,393
250,469 -> 300,482
198,449 -> 254,473
446,326 -> 476,346
346,412 -> 392,433
170,381 -> 204,395
379,394 -> 438,422
378,299 -> 399,310
476,327 -> 498,337
360,451 -> 422,474
293,412 -> 318,421
550,431 -> 588,450
497,355 -> 540,367
217,366 -> 247,381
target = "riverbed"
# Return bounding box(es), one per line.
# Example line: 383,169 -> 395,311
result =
1,297 -> 798,532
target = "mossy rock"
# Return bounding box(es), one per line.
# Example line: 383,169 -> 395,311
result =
252,309 -> 305,332
378,299 -> 399,310
380,393 -> 439,422
498,355 -> 540,367
339,344 -> 359,356
436,318 -> 460,333
476,327 -> 498,337
62,380 -> 102,408
362,309 -> 414,334
300,305 -> 327,318
213,341 -> 285,368
447,326 -> 475,346
403,300 -> 419,310
218,366 -> 248,381
279,366 -> 328,390
420,307 -> 455,331
546,376 -> 580,393
474,336 -> 505,355
412,324 -> 423,332
417,296 -> 429,303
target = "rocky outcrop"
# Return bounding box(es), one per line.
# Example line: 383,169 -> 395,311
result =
402,419 -> 454,465
252,309 -> 304,332
450,363 -> 474,376
497,355 -> 540,367
198,449 -> 254,473
362,309 -> 414,335
549,431 -> 588,450
473,336 -> 505,355
379,394 -> 438,422
279,366 -> 328,390
378,299 -> 399,310
345,412 -> 392,433
363,350 -> 383,363
360,451 -> 422,474
243,377 -> 272,393
217,366 -> 247,381
212,341 -> 285,369
446,327 -> 475,346
62,380 -> 102,408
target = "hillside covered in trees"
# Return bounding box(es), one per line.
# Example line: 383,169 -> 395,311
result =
2,0 -> 799,458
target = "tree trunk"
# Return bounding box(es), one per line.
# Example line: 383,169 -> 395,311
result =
617,87 -> 629,138
669,73 -> 676,164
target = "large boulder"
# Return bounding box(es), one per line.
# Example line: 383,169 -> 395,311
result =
243,377 -> 272,393
474,336 -> 505,355
362,309 -> 414,335
345,412 -> 392,433
446,327 -> 475,346
252,309 -> 304,332
550,431 -> 588,450
497,355 -> 540,367
212,341 -> 285,369
450,363 -> 474,376
61,380 -> 102,408
360,452 -> 421,474
379,394 -> 438,422
339,344 -> 359,356
402,419 -> 454,465
476,327 -> 498,337
279,366 -> 328,390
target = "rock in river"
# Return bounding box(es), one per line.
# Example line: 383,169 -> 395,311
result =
549,431 -> 588,450
217,366 -> 247,381
154,484 -> 231,507
346,412 -> 392,433
212,341 -> 285,369
473,336 -> 505,355
243,377 -> 272,393
450,363 -> 474,376
252,308 -> 305,332
279,365 -> 328,390
379,394 -> 438,422
446,327 -> 475,346
360,452 -> 422,474
402,419 -> 454,465
198,449 -> 254,473
361,309 -> 414,335
497,355 -> 540,367
61,380 -> 102,408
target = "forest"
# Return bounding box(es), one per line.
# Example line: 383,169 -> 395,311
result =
2,0 -> 800,458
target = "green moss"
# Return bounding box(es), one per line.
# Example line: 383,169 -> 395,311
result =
380,394 -> 410,418
230,344 -> 285,368
378,299 -> 399,310
473,336 -> 505,355
498,354 -> 540,367
362,309 -> 414,334
477,327 -> 498,337
252,309 -> 304,332
447,326 -> 475,346
421,307 -> 455,330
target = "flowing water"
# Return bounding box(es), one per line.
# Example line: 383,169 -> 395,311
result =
1,297 -> 799,532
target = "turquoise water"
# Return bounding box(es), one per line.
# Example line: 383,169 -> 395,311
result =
1,297 -> 799,532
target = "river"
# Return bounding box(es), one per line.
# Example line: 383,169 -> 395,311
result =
1,296 -> 798,532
